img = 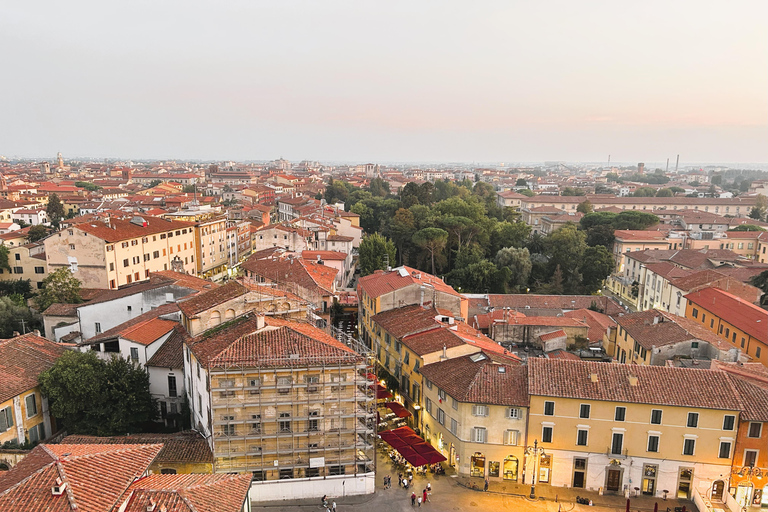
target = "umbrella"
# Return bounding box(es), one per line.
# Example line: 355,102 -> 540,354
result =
411,442 -> 434,455
404,452 -> 429,467
386,437 -> 410,449
423,451 -> 447,464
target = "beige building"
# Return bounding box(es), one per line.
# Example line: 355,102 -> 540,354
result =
44,216 -> 196,289
0,241 -> 47,291
184,314 -> 375,502
163,209 -> 233,281
420,353 -> 528,481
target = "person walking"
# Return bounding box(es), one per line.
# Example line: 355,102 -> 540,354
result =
411,492 -> 416,506
484,478 -> 489,492
418,496 -> 422,507
398,472 -> 403,487
403,478 -> 408,490
422,489 -> 428,504
331,502 -> 337,512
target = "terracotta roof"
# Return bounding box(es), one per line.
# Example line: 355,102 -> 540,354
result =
685,287 -> 768,342
644,262 -> 691,280
471,309 -> 526,330
528,358 -> 743,410
358,266 -> 461,300
42,302 -> 80,317
118,318 -> 178,345
74,217 -> 194,243
120,474 -> 251,512
150,271 -> 218,293
61,431 -> 212,465
371,305 -> 444,339
302,250 -> 348,261
617,310 -> 731,350
494,316 -> 587,327
728,377 -> 768,422
0,333 -> 70,403
241,256 -> 337,295
563,309 -> 616,342
177,281 -> 247,317
326,234 -> 353,241
84,303 -> 179,345
545,349 -> 582,360
146,327 -> 188,368
0,443 -> 163,512
420,353 -> 527,406
487,294 -> 624,316
539,330 -> 567,342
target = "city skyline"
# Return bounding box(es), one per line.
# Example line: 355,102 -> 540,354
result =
2,0 -> 766,163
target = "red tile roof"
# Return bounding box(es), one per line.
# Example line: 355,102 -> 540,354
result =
146,327 -> 188,369
84,303 -> 179,345
371,305 -> 445,339
563,309 -> 616,342
302,250 -> 348,261
358,266 -> 461,300
539,329 -> 567,342
120,474 -> 251,512
528,358 -> 743,410
120,318 -> 178,345
177,281 -> 247,317
487,294 -> 624,316
685,287 -> 768,342
420,353 -> 527,406
0,443 -> 163,512
74,217 -> 194,243
61,431 -> 212,465
0,333 -> 70,403
616,310 -> 731,350
241,256 -> 337,295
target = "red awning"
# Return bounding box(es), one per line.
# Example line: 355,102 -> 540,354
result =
369,382 -> 392,400
385,401 -> 412,418
379,426 -> 446,467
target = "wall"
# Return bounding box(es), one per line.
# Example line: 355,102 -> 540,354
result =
44,228 -> 109,288
248,474 -> 374,502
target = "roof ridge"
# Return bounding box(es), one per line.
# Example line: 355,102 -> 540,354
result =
53,460 -> 79,511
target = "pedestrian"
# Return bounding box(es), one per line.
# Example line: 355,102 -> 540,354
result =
332,502 -> 337,512
418,496 -> 422,507
409,473 -> 414,484
426,482 -> 431,492
484,478 -> 489,492
398,472 -> 403,487
411,492 -> 416,506
423,489 -> 427,504
403,478 -> 408,490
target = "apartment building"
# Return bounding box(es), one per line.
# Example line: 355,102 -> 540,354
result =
163,209 -> 233,281
0,333 -> 69,447
184,314 -> 375,501
527,358 -> 741,500
518,195 -> 757,217
0,241 -> 48,290
44,216 -> 196,289
419,353 -> 527,480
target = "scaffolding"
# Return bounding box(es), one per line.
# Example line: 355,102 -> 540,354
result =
208,333 -> 376,483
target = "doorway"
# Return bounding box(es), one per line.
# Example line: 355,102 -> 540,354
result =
573,458 -> 587,488
470,453 -> 486,478
606,468 -> 622,492
711,480 -> 724,501
677,467 -> 693,500
503,456 -> 518,481
539,455 -> 551,483
642,464 -> 657,496
489,461 -> 500,478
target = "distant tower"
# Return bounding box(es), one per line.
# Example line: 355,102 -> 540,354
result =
57,152 -> 64,169
0,173 -> 6,191
637,162 -> 645,174
41,162 -> 51,174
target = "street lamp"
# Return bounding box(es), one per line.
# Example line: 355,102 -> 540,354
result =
734,466 -> 764,509
525,439 -> 546,499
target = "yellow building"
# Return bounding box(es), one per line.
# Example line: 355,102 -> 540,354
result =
527,358 -> 742,500
0,241 -> 48,291
44,216 -> 197,289
419,352 -> 527,481
184,313 -> 375,502
0,333 -> 69,447
164,209 -> 232,281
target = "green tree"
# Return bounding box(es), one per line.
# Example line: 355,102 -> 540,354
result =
515,178 -> 528,187
495,247 -> 532,292
750,270 -> 768,306
46,193 -> 65,228
0,245 -> 10,272
749,194 -> 767,221
34,268 -> 83,312
386,208 -> 417,265
74,181 -> 101,192
350,202 -> 374,233
576,200 -> 593,214
545,224 -> 587,294
729,224 -> 766,232
26,225 -> 48,242
357,233 -> 397,276
324,178 -> 354,205
655,188 -> 673,197
518,189 -> 535,197
0,296 -> 41,338
0,278 -> 33,299
182,184 -> 196,193
580,245 -> 614,293
611,211 -> 660,230
412,227 -> 448,275
368,177 -> 390,197
711,175 -> 723,186
39,351 -> 157,436
492,221 -> 531,252
669,186 -> 685,195
632,187 -> 657,197
561,187 -> 586,196
148,179 -> 162,188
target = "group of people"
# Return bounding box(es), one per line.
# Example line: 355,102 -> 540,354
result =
321,495 -> 336,511
409,485 -> 431,507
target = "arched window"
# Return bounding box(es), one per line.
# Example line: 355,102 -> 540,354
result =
210,311 -> 221,325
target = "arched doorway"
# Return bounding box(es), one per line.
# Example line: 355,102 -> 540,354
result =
503,456 -> 518,481
470,452 -> 485,478
711,480 -> 725,501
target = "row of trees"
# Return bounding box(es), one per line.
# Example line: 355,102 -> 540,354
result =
352,179 -> 643,295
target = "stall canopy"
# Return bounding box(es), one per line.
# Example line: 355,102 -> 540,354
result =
369,382 -> 392,400
385,401 -> 412,418
379,426 -> 447,466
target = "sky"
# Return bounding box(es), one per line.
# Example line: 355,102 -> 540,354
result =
1,1 -> 766,164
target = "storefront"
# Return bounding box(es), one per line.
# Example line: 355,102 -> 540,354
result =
503,456 -> 519,481
471,453 -> 485,478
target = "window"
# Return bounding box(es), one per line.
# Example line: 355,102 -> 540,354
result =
437,408 -> 445,425
687,412 -> 699,428
748,422 -> 762,438
450,418 -> 458,435
34,266 -> 44,274
691,341 -> 699,349
12,267 -> 22,274
615,407 -> 626,422
576,429 -> 588,446
223,424 -> 236,436
0,406 -> 13,432
305,375 -> 320,393
69,244 -> 75,250
452,398 -> 458,410
472,405 -> 489,417
744,450 -> 758,467
424,378 -> 432,390
25,394 -> 37,417
279,412 -> 292,433
647,435 -> 659,453
723,415 -> 735,431
472,427 -> 487,443
692,308 -> 698,319
95,322 -> 101,334
438,389 -> 446,401
508,407 -> 520,419
109,262 -> 115,271
579,404 -> 591,419
153,250 -> 159,259
123,258 -> 130,267
425,398 -> 432,415
718,441 -> 731,459
650,409 -> 662,425
277,376 -> 292,394
544,401 -> 555,416
130,347 -> 139,361
683,438 -> 695,456
611,433 -> 624,455
542,426 -> 553,443
504,430 -> 519,445
168,375 -> 177,397
757,347 -> 762,359
250,415 -> 262,433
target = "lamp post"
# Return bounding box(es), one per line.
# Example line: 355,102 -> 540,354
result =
525,439 -> 546,499
734,466 -> 763,509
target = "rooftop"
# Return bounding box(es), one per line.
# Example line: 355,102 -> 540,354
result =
0,333 -> 70,403
685,287 -> 768,342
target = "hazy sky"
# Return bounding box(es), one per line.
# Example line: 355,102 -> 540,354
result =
2,1 -> 766,163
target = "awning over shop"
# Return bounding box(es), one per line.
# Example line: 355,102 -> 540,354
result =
379,426 -> 447,466
369,382 -> 392,400
385,401 -> 412,418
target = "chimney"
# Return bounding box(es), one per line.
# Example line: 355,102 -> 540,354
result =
440,344 -> 447,361
628,375 -> 639,386
589,373 -> 599,383
653,315 -> 659,325
255,314 -> 266,330
52,478 -> 67,496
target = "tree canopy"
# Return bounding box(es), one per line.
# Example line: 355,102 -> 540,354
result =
34,268 -> 83,312
26,225 -> 49,242
46,193 -> 65,228
729,224 -> 766,232
39,351 -> 157,435
358,233 -> 396,276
